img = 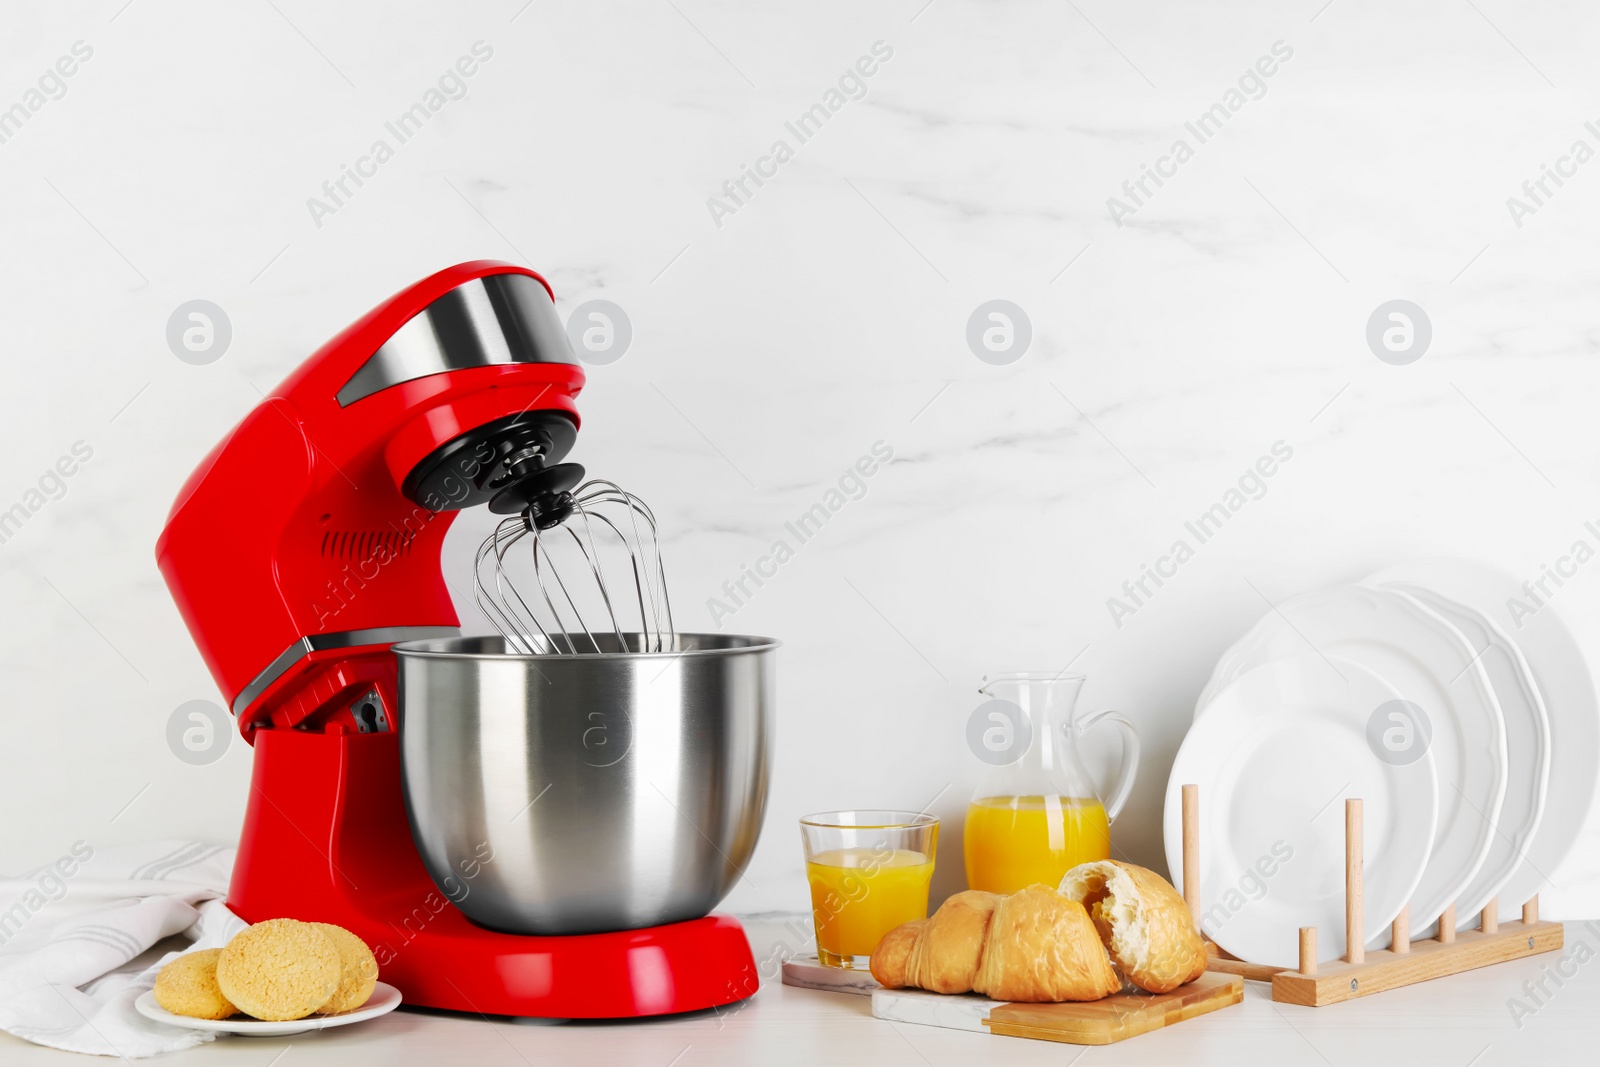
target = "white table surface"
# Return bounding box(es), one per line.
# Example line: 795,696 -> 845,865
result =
5,916 -> 1597,1066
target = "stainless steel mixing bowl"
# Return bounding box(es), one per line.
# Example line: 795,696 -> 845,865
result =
394,633 -> 777,935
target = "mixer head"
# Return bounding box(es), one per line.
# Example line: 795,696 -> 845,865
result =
157,260 -> 592,732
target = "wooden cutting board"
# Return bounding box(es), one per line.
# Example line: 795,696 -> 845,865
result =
872,971 -> 1243,1045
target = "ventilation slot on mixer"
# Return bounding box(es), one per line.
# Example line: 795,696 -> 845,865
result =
319,529 -> 417,562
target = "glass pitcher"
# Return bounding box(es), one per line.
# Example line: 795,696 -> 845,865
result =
963,672 -> 1140,894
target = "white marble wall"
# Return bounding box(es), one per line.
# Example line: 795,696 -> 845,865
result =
2,0 -> 1598,917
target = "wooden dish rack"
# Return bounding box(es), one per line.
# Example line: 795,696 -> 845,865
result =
1178,784 -> 1565,1006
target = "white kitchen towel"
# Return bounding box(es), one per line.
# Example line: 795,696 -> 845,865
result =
0,840 -> 246,1058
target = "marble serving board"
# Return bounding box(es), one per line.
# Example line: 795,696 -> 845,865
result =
780,955 -> 882,996
871,972 -> 1244,1046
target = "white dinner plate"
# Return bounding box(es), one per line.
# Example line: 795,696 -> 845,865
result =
1166,653 -> 1438,967
1194,584 -> 1507,933
1367,558 -> 1599,919
135,982 -> 401,1036
1376,580 -> 1550,935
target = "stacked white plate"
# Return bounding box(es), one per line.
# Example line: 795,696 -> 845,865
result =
1163,558 -> 1598,967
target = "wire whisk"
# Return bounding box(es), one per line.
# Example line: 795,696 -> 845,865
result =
474,479 -> 674,655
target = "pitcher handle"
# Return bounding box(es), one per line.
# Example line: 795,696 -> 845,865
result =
1071,709 -> 1141,822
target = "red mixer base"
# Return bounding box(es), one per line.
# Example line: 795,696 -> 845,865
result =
229,727 -> 760,1018
378,911 -> 760,1019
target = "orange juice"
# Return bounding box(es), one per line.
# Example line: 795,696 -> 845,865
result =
963,795 -> 1109,894
806,847 -> 934,964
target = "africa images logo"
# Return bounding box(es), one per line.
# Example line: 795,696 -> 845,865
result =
306,41 -> 494,228
1105,41 -> 1294,227
705,41 -> 894,229
1105,441 -> 1294,628
0,40 -> 93,148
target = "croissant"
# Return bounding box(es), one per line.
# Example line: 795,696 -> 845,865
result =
1058,860 -> 1208,994
869,885 -> 1121,1002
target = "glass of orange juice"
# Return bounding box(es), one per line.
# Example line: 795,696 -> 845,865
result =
800,811 -> 938,968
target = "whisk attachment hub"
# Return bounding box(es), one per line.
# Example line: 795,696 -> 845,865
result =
488,462 -> 586,528
401,411 -> 575,512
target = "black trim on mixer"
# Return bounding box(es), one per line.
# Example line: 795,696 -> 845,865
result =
488,461 -> 585,525
401,410 -> 577,512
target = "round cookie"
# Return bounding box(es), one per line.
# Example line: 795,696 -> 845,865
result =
311,923 -> 379,1014
216,919 -> 341,1021
153,948 -> 236,1020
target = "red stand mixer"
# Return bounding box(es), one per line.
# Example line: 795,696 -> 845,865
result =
155,261 -> 768,1018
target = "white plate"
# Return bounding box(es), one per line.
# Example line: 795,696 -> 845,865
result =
1195,584 -> 1507,932
135,982 -> 401,1036
1376,580 -> 1550,934
1167,654 -> 1437,967
1366,558 -> 1599,918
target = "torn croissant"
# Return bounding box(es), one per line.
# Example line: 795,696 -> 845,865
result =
1058,860 -> 1208,993
869,885 -> 1121,1002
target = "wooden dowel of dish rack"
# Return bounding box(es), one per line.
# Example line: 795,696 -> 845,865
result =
1523,896 -> 1539,924
1482,896 -> 1499,935
1391,904 -> 1409,954
1182,784 -> 1200,926
1345,799 -> 1363,965
1299,927 -> 1317,975
1438,903 -> 1456,943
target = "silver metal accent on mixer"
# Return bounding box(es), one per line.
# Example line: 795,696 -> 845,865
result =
229,624 -> 460,716
394,633 -> 777,935
473,480 -> 675,655
336,273 -> 577,407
